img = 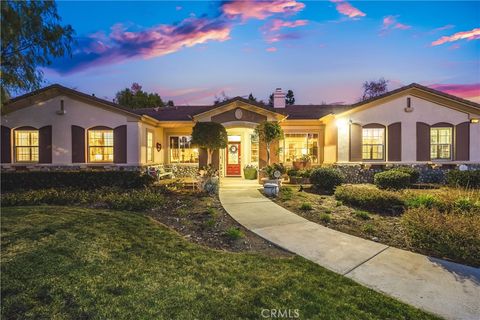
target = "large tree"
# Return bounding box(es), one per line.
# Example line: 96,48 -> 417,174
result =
361,78 -> 389,101
286,89 -> 295,105
255,121 -> 283,165
191,122 -> 228,166
1,0 -> 74,103
115,83 -> 164,109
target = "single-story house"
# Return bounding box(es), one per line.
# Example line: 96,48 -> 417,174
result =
1,83 -> 479,177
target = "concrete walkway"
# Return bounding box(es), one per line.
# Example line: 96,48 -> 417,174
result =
219,178 -> 480,320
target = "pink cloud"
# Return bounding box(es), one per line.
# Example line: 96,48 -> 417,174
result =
429,83 -> 480,102
50,17 -> 232,74
266,47 -> 278,52
431,28 -> 480,46
380,15 -> 411,35
432,24 -> 455,33
330,0 -> 365,18
265,19 -> 308,32
222,0 -> 305,21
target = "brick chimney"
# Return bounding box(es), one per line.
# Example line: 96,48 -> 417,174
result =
273,88 -> 286,108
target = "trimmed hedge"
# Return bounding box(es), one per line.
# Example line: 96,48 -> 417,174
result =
309,168 -> 344,193
1,188 -> 164,211
402,208 -> 480,266
390,167 -> 420,184
446,170 -> 480,189
1,171 -> 154,191
374,170 -> 411,190
334,185 -> 405,214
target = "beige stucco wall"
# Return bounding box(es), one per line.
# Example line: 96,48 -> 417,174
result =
138,122 -> 164,165
1,95 -> 142,166
333,94 -> 480,163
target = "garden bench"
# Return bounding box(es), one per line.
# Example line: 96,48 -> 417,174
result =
148,167 -> 174,180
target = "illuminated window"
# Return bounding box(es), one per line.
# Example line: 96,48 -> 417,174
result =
280,133 -> 319,163
147,130 -> 154,162
14,130 -> 39,162
430,127 -> 452,160
362,128 -> 384,160
250,134 -> 259,163
88,130 -> 114,162
169,136 -> 199,163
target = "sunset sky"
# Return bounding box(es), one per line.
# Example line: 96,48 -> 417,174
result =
43,1 -> 480,105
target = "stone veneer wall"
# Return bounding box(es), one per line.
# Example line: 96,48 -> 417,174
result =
0,163 -> 199,178
326,163 -> 480,184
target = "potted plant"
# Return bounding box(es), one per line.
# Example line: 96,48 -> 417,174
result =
243,164 -> 257,180
261,163 -> 286,186
292,154 -> 311,170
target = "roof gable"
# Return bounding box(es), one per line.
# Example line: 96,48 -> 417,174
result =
338,83 -> 480,117
3,84 -> 141,119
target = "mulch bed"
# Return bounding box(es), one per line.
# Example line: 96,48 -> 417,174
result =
148,190 -> 291,257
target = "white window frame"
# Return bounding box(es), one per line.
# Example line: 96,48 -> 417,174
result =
279,132 -> 320,163
168,135 -> 199,164
14,129 -> 39,163
146,130 -> 154,163
362,127 -> 385,161
430,127 -> 452,160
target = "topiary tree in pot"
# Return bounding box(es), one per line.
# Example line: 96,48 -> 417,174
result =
191,122 -> 228,194
255,121 -> 283,165
191,121 -> 228,166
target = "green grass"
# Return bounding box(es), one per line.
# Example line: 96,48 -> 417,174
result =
224,227 -> 245,240
354,210 -> 371,220
299,202 -> 313,211
1,206 -> 438,319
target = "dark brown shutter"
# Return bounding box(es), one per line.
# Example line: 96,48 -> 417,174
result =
72,125 -> 86,163
455,122 -> 470,161
114,125 -> 127,163
1,125 -> 12,163
388,122 -> 401,161
349,123 -> 362,162
39,125 -> 52,163
416,122 -> 430,161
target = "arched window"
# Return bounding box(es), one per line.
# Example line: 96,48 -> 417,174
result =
430,123 -> 453,160
362,124 -> 385,160
14,127 -> 39,163
88,126 -> 114,162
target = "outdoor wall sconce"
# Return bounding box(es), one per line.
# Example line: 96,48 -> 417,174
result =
470,118 -> 479,124
156,143 -> 162,152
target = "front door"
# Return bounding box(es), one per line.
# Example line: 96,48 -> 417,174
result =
226,142 -> 241,176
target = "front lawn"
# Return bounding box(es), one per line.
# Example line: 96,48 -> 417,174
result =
1,206 -> 438,319
273,185 -> 480,267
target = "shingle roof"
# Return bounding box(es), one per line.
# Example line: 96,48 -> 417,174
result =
6,83 -> 479,122
134,96 -> 355,121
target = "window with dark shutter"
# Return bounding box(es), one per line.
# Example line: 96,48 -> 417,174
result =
349,123 -> 362,162
388,122 -> 401,161
1,125 -> 12,163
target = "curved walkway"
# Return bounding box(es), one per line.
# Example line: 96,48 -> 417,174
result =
219,178 -> 480,320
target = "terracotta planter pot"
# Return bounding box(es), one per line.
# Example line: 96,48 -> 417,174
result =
292,161 -> 305,170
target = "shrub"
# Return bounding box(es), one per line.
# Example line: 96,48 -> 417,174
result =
224,227 -> 245,240
354,210 -> 370,220
309,168 -> 344,193
319,213 -> 331,223
1,171 -> 154,191
374,170 -> 411,190
362,224 -> 375,234
446,170 -> 480,189
402,208 -> 480,266
298,169 -> 313,178
287,168 -> 299,177
391,167 -> 420,184
279,187 -> 293,201
264,163 -> 286,179
1,188 -> 164,211
405,194 -> 440,209
300,202 -> 313,211
334,185 -> 405,214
